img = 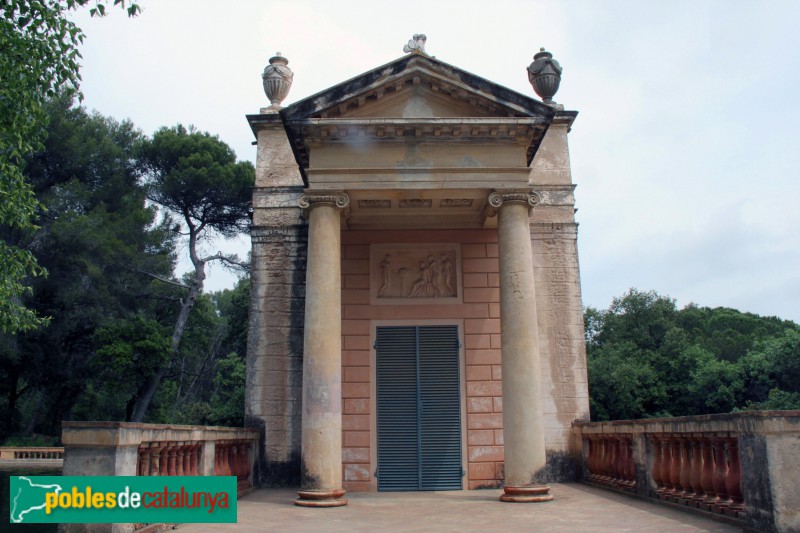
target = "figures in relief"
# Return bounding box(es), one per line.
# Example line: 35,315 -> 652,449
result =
377,248 -> 457,299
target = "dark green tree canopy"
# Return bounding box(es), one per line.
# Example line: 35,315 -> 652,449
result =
0,97 -> 175,439
139,125 -> 255,238
0,0 -> 140,333
126,124 -> 254,423
586,288 -> 800,421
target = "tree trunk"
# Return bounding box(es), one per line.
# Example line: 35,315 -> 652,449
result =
130,226 -> 207,423
23,388 -> 44,435
5,367 -> 21,435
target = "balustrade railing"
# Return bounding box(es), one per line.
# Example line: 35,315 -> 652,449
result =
136,441 -> 202,476
585,434 -> 636,492
585,431 -> 744,519
135,438 -> 254,495
575,411 -> 800,533
62,422 -> 259,498
0,446 -> 64,461
648,434 -> 744,516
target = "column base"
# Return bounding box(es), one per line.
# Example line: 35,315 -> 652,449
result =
500,485 -> 554,503
295,489 -> 348,507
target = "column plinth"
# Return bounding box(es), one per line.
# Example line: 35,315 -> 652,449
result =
490,190 -> 553,503
295,192 -> 349,508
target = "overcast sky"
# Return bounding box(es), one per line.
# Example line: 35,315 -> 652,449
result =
70,0 -> 800,322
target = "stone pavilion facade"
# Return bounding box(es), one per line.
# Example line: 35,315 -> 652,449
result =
246,44 -> 589,506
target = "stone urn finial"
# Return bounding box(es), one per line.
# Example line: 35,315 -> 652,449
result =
403,34 -> 428,55
262,52 -> 293,110
527,47 -> 562,104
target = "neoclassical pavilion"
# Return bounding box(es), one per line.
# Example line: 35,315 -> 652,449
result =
246,40 -> 589,507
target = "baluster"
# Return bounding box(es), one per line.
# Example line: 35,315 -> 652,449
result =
229,444 -> 239,478
711,437 -> 731,509
620,437 -> 630,488
586,437 -> 597,482
626,437 -> 637,489
607,437 -> 617,486
725,437 -> 744,511
223,443 -> 233,476
167,445 -> 177,476
605,436 -> 615,485
670,437 -> 684,498
597,437 -> 608,483
215,443 -> 227,476
190,444 -> 199,475
231,442 -> 243,479
700,437 -> 717,506
138,448 -> 148,476
660,437 -> 674,495
159,444 -> 170,475
689,436 -> 705,505
150,444 -> 161,476
616,437 -> 626,487
241,442 -> 252,480
175,445 -> 184,476
679,437 -> 693,501
652,436 -> 664,494
600,436 -> 610,484
221,442 -> 230,476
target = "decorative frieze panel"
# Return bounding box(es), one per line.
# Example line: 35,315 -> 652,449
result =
399,199 -> 432,208
358,199 -> 391,209
440,199 -> 473,208
370,243 -> 462,305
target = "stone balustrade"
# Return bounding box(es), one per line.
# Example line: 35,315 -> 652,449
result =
0,446 -> 64,461
61,422 -> 259,533
575,411 -> 800,533
585,434 -> 636,492
61,422 -> 259,497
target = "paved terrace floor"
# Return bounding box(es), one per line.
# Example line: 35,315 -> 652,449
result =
178,483 -> 743,533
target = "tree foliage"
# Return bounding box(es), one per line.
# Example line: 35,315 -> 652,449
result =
0,0 -> 139,333
587,289 -> 800,420
125,125 -> 254,422
0,101 -> 251,441
0,97 -> 173,438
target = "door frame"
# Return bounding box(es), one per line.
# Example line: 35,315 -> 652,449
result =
368,319 -> 467,492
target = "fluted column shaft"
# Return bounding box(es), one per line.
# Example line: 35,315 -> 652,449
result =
492,191 -> 552,503
295,192 -> 349,508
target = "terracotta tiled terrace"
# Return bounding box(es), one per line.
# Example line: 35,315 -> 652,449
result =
177,484 -> 743,533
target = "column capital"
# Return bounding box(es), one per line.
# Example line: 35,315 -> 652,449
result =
487,190 -> 540,216
298,191 -> 350,210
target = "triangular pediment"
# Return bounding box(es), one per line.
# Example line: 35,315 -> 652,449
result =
341,84 -> 499,119
281,53 -> 554,121
273,53 -> 557,185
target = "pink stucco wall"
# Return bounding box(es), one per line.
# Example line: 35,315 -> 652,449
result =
339,229 -> 504,492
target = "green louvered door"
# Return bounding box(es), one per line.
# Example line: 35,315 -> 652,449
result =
375,325 -> 462,491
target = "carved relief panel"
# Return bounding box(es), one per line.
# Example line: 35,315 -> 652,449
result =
370,244 -> 462,305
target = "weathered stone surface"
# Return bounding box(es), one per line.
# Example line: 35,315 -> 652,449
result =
246,51 -> 587,494
577,412 -> 800,533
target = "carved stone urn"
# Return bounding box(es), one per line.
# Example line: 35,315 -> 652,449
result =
527,48 -> 562,104
262,53 -> 293,109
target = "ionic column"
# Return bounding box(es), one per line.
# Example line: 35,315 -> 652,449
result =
295,192 -> 349,508
489,191 -> 553,503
